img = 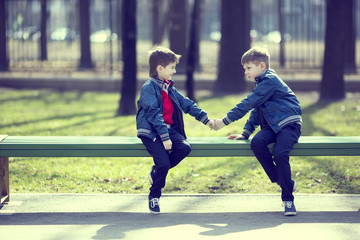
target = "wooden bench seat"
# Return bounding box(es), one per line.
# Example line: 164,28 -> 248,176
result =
1,135 -> 360,204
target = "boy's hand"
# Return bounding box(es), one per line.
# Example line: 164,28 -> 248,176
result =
206,119 -> 215,130
163,139 -> 172,150
228,134 -> 247,140
213,119 -> 225,131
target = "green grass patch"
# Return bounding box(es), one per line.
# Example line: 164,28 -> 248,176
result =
1,89 -> 359,194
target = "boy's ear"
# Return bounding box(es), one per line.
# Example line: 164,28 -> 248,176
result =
259,61 -> 266,70
156,65 -> 163,72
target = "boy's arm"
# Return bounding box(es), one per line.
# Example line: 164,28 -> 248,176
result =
223,77 -> 277,126
241,109 -> 259,138
213,107 -> 259,134
174,89 -> 210,125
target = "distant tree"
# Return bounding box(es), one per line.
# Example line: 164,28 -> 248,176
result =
0,0 -> 8,71
39,0 -> 48,61
117,0 -> 137,115
320,0 -> 350,101
169,0 -> 187,73
186,0 -> 201,101
79,0 -> 93,69
214,0 -> 251,94
152,0 -> 170,45
152,0 -> 161,45
343,0 -> 356,73
116,0 -> 122,61
278,0 -> 285,67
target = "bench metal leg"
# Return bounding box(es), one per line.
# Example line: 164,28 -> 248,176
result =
0,157 -> 9,204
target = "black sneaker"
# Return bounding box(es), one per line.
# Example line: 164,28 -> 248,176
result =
148,166 -> 155,185
148,195 -> 160,214
283,201 -> 297,216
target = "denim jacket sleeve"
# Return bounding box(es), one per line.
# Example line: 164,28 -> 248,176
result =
173,88 -> 210,124
138,83 -> 170,141
242,108 -> 259,138
223,76 -> 277,125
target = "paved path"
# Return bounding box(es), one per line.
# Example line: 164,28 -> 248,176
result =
0,194 -> 359,240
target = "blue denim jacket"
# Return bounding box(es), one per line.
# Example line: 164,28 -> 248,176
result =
136,77 -> 209,141
223,69 -> 302,137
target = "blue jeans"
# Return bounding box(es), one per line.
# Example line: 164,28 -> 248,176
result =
251,123 -> 301,201
141,127 -> 191,198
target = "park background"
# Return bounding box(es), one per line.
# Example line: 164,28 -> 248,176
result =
0,0 -> 359,195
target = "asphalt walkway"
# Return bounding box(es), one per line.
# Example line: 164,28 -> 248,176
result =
0,193 -> 359,240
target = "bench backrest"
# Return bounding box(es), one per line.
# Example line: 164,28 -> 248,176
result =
1,136 -> 360,157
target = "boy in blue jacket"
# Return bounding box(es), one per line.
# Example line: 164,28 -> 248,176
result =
213,47 -> 302,216
136,46 -> 213,214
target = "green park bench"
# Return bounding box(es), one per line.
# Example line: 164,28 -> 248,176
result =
1,135 -> 360,204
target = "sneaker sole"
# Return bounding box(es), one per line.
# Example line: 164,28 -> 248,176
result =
149,209 -> 160,215
284,211 -> 297,216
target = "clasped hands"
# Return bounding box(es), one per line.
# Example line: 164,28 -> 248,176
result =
206,119 -> 225,131
206,119 -> 247,140
164,118 -> 246,150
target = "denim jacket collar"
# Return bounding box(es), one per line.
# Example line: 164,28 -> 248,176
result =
150,77 -> 174,89
255,69 -> 276,85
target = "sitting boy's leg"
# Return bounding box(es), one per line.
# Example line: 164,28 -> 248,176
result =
141,137 -> 171,198
168,128 -> 191,168
273,123 -> 301,201
251,126 -> 278,183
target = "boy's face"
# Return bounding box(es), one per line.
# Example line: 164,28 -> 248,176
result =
243,61 -> 266,82
157,62 -> 177,81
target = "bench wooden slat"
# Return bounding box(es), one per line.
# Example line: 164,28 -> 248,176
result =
1,136 -> 359,157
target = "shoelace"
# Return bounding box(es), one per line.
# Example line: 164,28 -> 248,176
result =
150,198 -> 159,208
282,201 -> 293,208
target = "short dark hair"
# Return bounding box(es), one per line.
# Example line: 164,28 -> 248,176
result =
148,46 -> 181,78
241,47 -> 270,69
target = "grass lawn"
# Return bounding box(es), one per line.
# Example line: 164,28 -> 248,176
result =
0,88 -> 359,194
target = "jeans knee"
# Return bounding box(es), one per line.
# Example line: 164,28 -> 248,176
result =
179,141 -> 191,157
273,151 -> 290,167
157,162 -> 171,172
184,143 -> 192,156
251,136 -> 265,151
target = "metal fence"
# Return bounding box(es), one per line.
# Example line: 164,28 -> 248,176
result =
4,0 -> 360,74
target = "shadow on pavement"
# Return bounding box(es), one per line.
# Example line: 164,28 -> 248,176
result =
0,211 -> 359,239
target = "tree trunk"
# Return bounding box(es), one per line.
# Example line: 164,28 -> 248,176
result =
0,0 -> 8,71
152,0 -> 161,45
214,0 -> 251,94
320,0 -> 349,101
169,0 -> 187,73
118,0 -> 137,116
152,0 -> 171,46
40,0 -> 48,61
79,0 -> 93,69
186,0 -> 201,102
343,0 -> 356,73
116,0 -> 122,61
278,0 -> 285,67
